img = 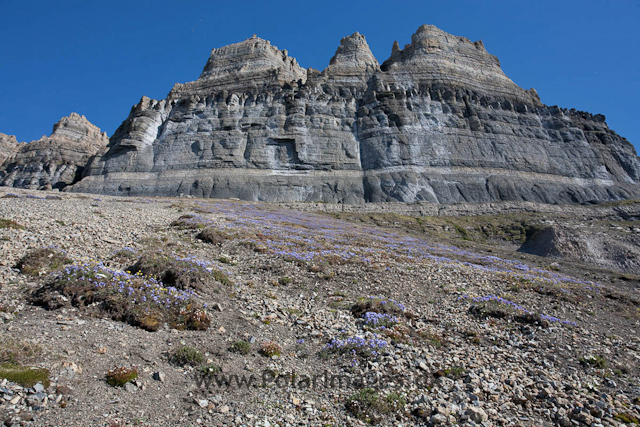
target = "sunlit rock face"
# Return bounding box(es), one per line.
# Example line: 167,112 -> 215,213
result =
0,113 -> 109,190
69,25 -> 640,203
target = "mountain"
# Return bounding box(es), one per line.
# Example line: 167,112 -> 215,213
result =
5,25 -> 640,203
0,113 -> 109,190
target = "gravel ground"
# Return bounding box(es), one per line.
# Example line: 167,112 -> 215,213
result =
0,188 -> 639,427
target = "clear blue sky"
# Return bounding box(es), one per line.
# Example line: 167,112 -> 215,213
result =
1,0 -> 638,154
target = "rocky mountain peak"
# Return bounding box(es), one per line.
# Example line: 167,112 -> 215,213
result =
381,24 -> 538,103
0,133 -> 19,167
169,36 -> 307,98
0,114 -> 109,190
324,32 -> 380,78
50,112 -> 109,143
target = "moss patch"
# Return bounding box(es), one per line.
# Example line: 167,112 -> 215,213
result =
0,363 -> 50,388
15,248 -> 72,276
0,218 -> 25,230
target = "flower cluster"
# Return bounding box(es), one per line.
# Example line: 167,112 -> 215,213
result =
58,262 -> 198,308
365,296 -> 406,312
362,312 -> 399,329
539,314 -> 577,326
112,246 -> 137,255
463,294 -> 528,312
324,335 -> 388,357
167,253 -> 233,282
176,199 -> 605,304
48,261 -> 209,331
460,294 -> 577,326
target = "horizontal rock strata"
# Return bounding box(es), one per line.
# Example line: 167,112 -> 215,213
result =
7,25 -> 640,203
0,113 -> 109,190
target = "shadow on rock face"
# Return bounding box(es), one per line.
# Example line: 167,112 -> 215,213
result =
519,224 -> 640,275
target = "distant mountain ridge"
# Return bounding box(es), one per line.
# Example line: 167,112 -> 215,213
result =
2,25 -> 639,203
0,113 -> 109,190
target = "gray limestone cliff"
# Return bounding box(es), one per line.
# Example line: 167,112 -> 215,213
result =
10,25 -> 640,203
0,113 -> 109,190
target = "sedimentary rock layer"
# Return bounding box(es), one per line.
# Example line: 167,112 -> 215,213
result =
0,113 -> 109,190
8,25 -> 640,203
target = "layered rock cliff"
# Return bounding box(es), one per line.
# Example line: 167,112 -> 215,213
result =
0,113 -> 109,190
9,25 -> 640,203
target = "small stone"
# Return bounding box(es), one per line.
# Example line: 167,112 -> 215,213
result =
33,383 -> 46,393
466,406 -> 488,423
56,385 -> 74,395
218,326 -> 226,334
557,416 -> 572,427
196,399 -> 208,408
153,372 -> 166,382
219,405 -> 230,414
19,413 -> 34,422
431,413 -> 447,425
124,382 -> 137,393
573,411 -> 594,425
212,303 -> 223,311
61,361 -> 81,373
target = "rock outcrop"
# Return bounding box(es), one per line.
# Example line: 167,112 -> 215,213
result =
520,223 -> 640,275
8,25 -> 640,203
0,113 -> 109,190
0,134 -> 19,169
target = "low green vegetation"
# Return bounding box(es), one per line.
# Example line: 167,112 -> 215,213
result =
613,413 -> 640,424
581,355 -> 606,369
129,252 -> 222,291
15,247 -> 72,276
345,388 -> 405,424
351,296 -> 406,318
198,363 -> 221,378
278,276 -> 293,286
0,218 -> 25,230
197,227 -> 231,245
260,341 -> 282,357
230,340 -> 251,355
0,337 -> 42,365
327,211 -> 541,245
438,366 -> 467,379
170,214 -> 202,229
171,346 -> 204,366
0,364 -> 50,388
0,337 -> 49,388
106,366 -> 138,387
31,261 -> 211,332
